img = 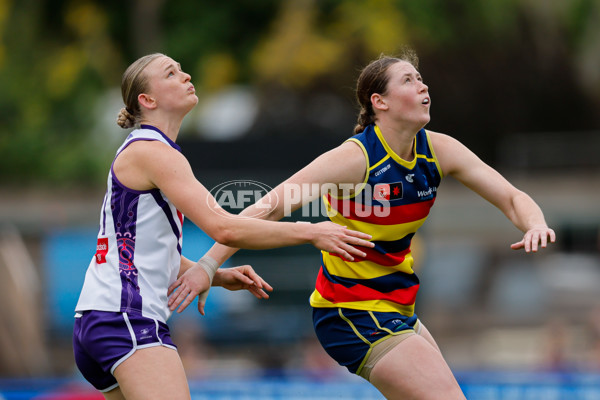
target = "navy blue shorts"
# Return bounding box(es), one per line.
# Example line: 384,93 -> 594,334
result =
313,307 -> 418,375
73,311 -> 177,392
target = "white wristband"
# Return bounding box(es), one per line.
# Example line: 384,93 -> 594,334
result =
196,256 -> 220,285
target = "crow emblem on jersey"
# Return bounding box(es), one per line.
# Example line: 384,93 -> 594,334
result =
373,182 -> 403,201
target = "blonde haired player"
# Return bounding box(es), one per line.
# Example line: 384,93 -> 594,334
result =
72,53 -> 373,400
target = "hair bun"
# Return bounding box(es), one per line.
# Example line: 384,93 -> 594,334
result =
116,107 -> 136,129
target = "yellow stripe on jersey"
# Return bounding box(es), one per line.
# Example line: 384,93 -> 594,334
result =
328,214 -> 427,242
346,138 -> 371,176
425,130 -> 444,179
332,138 -> 371,201
416,154 -> 436,163
368,154 -> 391,171
309,290 -> 416,315
322,250 -> 415,280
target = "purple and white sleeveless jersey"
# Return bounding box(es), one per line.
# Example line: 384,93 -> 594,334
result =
75,125 -> 184,323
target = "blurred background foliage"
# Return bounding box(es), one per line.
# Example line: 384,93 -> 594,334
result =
0,0 -> 598,186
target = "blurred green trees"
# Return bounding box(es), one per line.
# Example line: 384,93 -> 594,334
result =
0,0 -> 123,185
0,0 -> 598,185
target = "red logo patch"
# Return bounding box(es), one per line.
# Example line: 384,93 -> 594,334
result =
373,182 -> 403,201
373,183 -> 390,200
95,238 -> 108,264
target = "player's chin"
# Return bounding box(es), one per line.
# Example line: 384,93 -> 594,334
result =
411,114 -> 430,129
182,97 -> 199,113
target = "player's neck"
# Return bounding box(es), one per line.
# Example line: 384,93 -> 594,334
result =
376,122 -> 417,161
139,114 -> 183,142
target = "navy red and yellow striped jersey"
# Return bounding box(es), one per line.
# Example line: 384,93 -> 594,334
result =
309,124 -> 443,316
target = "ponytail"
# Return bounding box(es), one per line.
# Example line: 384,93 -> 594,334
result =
353,108 -> 374,135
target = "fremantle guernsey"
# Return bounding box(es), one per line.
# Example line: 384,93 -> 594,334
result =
309,124 -> 443,316
75,125 -> 184,323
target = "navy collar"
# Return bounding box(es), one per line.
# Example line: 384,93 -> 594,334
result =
140,124 -> 181,152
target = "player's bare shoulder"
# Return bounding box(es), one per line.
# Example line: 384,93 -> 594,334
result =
426,130 -> 469,158
426,130 -> 483,178
115,139 -> 188,191
287,140 -> 367,189
135,139 -> 187,169
324,140 -> 368,184
426,130 -> 459,149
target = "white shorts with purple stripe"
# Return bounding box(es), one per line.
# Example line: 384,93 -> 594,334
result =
73,310 -> 177,392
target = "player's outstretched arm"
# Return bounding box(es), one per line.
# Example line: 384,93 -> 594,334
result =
430,131 -> 556,253
138,140 -> 372,256
169,141 -> 370,314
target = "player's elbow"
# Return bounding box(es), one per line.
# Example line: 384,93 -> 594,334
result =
214,230 -> 238,247
509,189 -> 531,209
503,189 -> 531,220
209,221 -> 242,247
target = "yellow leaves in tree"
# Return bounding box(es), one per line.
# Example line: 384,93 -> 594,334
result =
332,0 -> 409,56
0,0 -> 11,68
252,0 -> 343,88
64,1 -> 107,39
251,0 -> 410,88
197,53 -> 239,93
46,46 -> 85,98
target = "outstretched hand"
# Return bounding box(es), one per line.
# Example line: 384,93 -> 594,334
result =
311,221 -> 374,261
213,264 -> 273,299
511,225 -> 556,253
167,264 -> 272,315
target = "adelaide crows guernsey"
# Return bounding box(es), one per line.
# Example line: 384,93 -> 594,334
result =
75,125 -> 184,323
309,124 -> 443,316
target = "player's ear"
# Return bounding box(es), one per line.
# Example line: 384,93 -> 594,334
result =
371,93 -> 388,111
138,93 -> 157,110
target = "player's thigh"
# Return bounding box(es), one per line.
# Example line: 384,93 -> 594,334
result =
369,335 -> 465,400
113,346 -> 190,400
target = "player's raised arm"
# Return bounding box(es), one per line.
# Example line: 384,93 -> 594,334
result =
131,139 -> 372,256
169,140 -> 370,313
430,131 -> 556,252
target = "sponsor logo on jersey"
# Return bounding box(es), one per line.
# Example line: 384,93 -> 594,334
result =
417,186 -> 437,199
96,238 -> 108,264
